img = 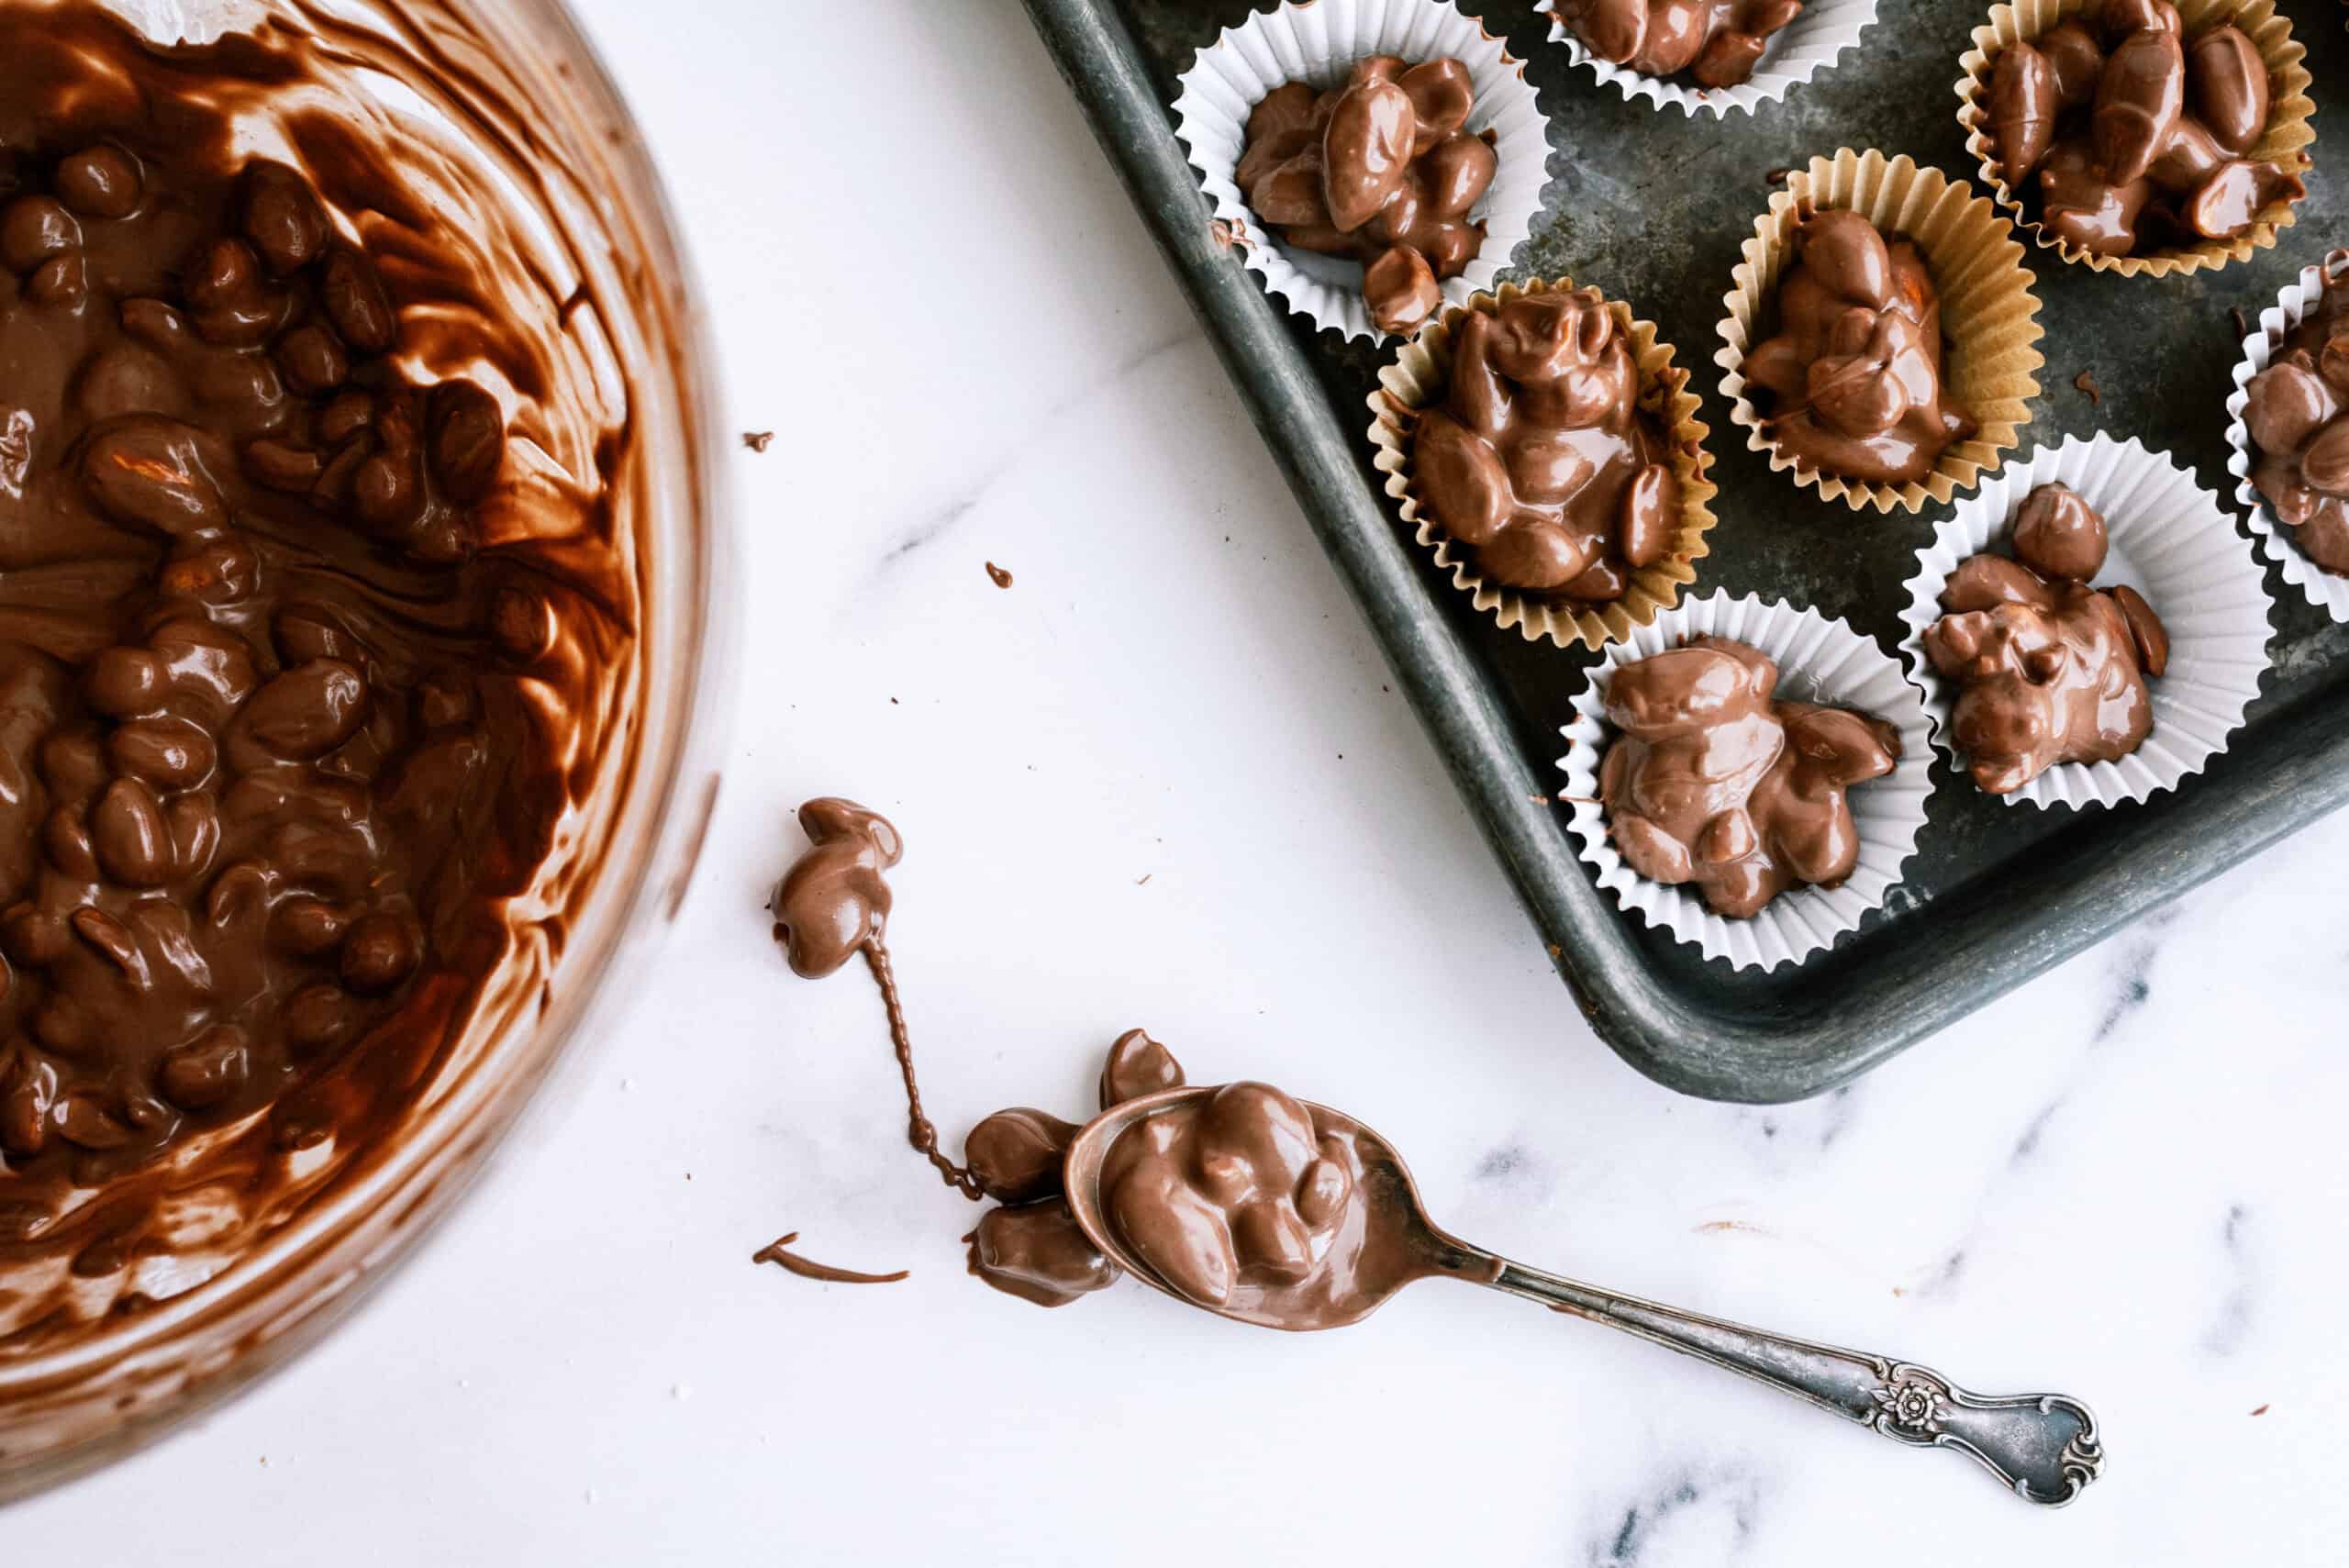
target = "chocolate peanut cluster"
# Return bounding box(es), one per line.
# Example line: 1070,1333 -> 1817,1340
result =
1923,484 -> 2169,795
1098,1077 -> 1359,1313
1987,0 -> 2300,257
961,1029 -> 1188,1307
1238,56 -> 1497,337
2243,257 -> 2349,574
0,105 -> 546,1183
1743,210 -> 1978,487
1412,289 -> 1681,598
1556,0 -> 1805,89
1598,638 -> 1900,920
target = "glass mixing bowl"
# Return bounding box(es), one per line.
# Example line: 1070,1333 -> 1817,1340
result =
0,0 -> 736,1498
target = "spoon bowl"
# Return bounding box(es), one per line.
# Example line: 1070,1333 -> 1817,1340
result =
1061,1085 -> 1492,1330
1061,1083 -> 2106,1506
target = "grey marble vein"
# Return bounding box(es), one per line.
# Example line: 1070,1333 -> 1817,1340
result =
2202,1203 -> 2254,1358
866,328 -> 1199,576
1580,1466 -> 1765,1566
2090,906 -> 2180,1045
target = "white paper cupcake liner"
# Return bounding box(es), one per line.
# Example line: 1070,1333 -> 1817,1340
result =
2224,250 -> 2349,623
1897,435 -> 2275,812
1556,590 -> 1934,972
1173,0 -> 1551,344
1533,0 -> 1877,117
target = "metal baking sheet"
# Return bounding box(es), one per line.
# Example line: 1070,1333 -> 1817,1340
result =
1021,0 -> 2349,1102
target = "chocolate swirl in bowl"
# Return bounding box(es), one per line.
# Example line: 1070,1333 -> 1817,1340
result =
0,0 -> 696,1485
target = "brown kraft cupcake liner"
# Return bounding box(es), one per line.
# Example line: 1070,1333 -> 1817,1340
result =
1716,147 -> 2046,515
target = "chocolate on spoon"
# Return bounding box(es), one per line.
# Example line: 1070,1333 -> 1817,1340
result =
766,815 -> 2102,1506
1062,1086 -> 2106,1507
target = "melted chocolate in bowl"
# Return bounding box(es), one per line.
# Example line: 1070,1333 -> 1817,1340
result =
0,0 -> 727,1496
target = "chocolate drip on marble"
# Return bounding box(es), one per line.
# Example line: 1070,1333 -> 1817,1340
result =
768,799 -> 981,1199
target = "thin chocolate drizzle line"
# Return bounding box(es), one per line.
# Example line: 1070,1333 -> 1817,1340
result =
752,1232 -> 908,1285
862,942 -> 983,1201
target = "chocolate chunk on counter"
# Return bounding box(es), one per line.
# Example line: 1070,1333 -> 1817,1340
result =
1742,210 -> 1977,486
962,1028 -> 1191,1308
1922,484 -> 2168,795
1598,638 -> 1900,920
964,1107 -> 1082,1205
1238,56 -> 1495,336
965,1201 -> 1118,1308
1411,288 -> 1680,598
2244,259 -> 2349,574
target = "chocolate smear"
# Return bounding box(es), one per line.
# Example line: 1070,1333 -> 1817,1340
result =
753,1232 -> 907,1285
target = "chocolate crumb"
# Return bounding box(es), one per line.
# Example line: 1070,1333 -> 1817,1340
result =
2230,306 -> 2251,341
985,561 -> 1014,589
2251,1404 -> 2270,1417
2074,369 -> 2101,406
741,430 -> 774,452
1765,167 -> 1791,185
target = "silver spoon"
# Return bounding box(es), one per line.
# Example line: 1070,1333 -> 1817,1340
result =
1065,1088 -> 2104,1507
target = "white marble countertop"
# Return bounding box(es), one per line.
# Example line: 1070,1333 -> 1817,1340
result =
15,2 -> 2349,1562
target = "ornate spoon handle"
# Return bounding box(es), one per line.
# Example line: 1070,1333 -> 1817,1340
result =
1484,1258 -> 2104,1506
